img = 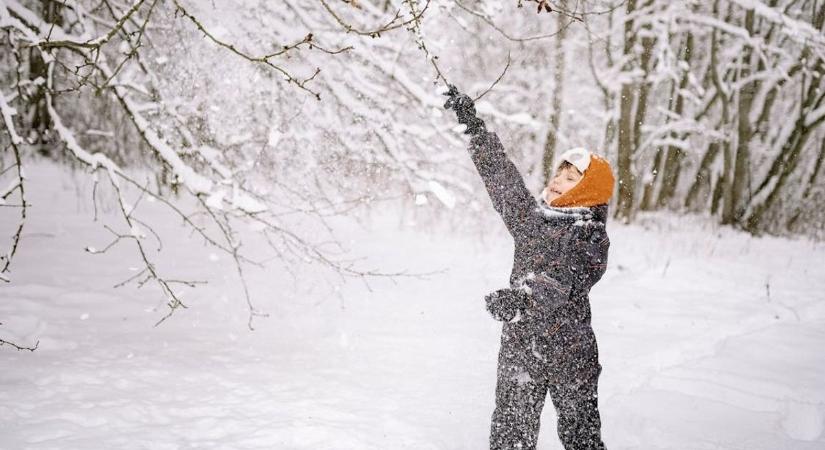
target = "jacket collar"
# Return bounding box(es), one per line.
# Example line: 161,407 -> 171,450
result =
536,202 -> 608,225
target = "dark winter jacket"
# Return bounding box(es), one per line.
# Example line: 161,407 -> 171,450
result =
446,86 -> 609,450
468,131 -> 610,331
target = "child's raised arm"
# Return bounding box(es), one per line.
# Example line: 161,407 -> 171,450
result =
443,86 -> 539,237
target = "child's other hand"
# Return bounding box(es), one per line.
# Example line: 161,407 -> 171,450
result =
485,288 -> 530,322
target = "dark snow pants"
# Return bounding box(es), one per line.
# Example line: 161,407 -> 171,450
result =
489,321 -> 606,450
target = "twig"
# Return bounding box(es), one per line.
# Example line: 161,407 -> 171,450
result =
516,0 -> 626,21
319,0 -> 432,37
173,0 -> 352,100
474,52 -> 512,101
1,321 -> 36,354
429,56 -> 450,85
196,196 -> 268,331
0,338 -> 39,352
0,90 -> 27,277
454,0 -> 570,42
38,0 -> 147,49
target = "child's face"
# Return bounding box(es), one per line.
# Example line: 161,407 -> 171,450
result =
545,165 -> 583,204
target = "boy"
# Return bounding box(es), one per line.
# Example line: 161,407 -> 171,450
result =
444,86 -> 613,450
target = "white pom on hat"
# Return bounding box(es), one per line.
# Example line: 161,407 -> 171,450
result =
555,147 -> 591,173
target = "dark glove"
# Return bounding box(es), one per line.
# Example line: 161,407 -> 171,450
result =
443,84 -> 486,135
485,288 -> 531,322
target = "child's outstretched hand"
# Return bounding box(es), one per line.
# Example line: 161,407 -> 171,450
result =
443,84 -> 486,136
485,288 -> 530,322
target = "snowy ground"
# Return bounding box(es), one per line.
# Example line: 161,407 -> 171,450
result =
2,163 -> 824,449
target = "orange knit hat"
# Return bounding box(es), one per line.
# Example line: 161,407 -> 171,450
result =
549,151 -> 615,207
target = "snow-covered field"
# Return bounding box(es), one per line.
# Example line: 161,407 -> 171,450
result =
2,163 -> 824,449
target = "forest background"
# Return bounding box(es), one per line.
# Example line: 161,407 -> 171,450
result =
1,0 -> 824,335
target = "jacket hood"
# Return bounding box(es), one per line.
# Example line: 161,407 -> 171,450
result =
550,153 -> 615,208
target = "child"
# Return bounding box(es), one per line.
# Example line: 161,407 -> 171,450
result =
444,86 -> 613,450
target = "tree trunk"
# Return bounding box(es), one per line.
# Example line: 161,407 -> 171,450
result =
745,117 -> 809,232
542,11 -> 567,184
800,134 -> 825,201
656,31 -> 694,209
29,0 -> 65,147
615,0 -> 638,221
634,19 -> 658,212
632,26 -> 656,153
786,137 -> 825,230
685,141 -> 721,210
639,146 -> 663,211
745,72 -> 825,232
640,66 -> 687,212
711,170 -> 726,215
744,3 -> 825,232
684,6 -> 731,212
722,8 -> 755,225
